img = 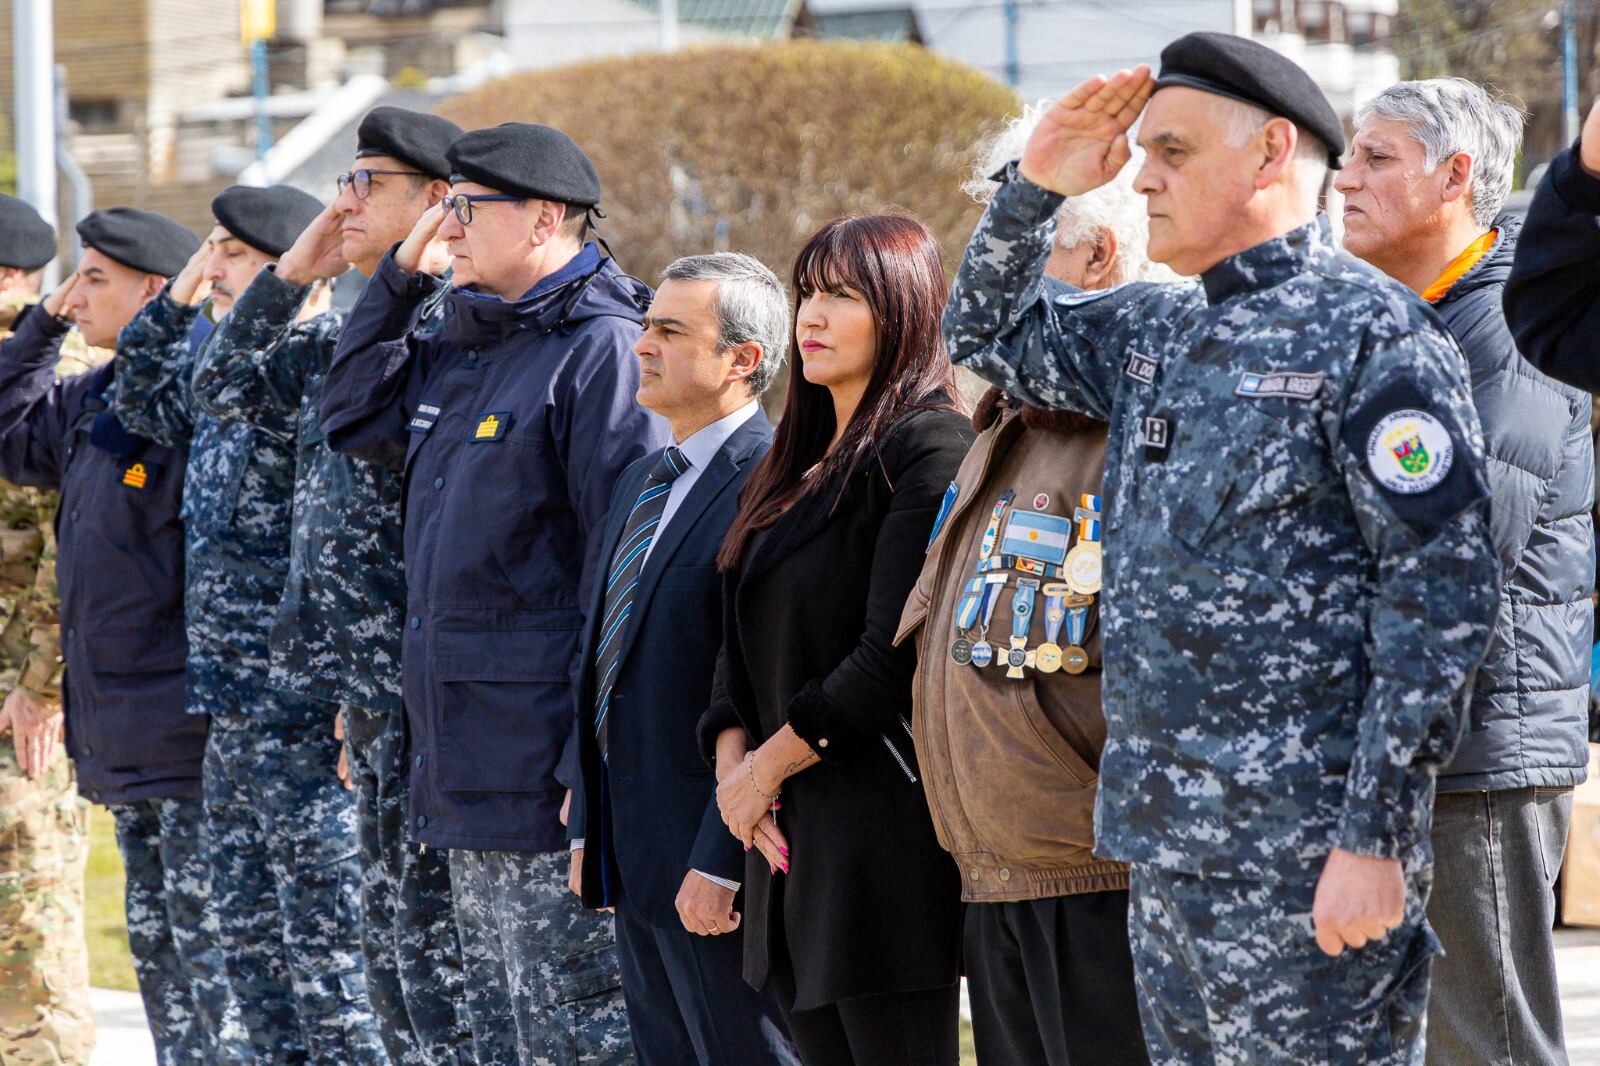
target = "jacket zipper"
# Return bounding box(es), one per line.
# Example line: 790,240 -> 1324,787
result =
881,733 -> 918,783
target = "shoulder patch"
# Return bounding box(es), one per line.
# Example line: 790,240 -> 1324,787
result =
1342,376 -> 1485,538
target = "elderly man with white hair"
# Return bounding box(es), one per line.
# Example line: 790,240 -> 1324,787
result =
901,109 -> 1175,1066
1338,78 -> 1593,1066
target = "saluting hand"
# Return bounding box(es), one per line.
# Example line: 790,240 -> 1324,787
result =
170,241 -> 213,308
42,272 -> 80,319
395,202 -> 447,276
1021,65 -> 1155,197
1311,848 -> 1406,957
1581,97 -> 1600,180
277,203 -> 351,287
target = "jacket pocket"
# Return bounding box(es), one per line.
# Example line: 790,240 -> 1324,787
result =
433,623 -> 579,793
77,627 -> 201,771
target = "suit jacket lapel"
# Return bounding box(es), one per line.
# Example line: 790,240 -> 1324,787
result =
611,413 -> 772,681
579,459 -> 653,729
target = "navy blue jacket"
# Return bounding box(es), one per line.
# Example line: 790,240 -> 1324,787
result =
322,244 -> 669,852
1434,217 -> 1593,791
571,412 -> 773,923
0,308 -> 202,804
1505,142 -> 1600,393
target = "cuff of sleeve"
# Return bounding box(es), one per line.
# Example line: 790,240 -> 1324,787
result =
1335,796 -> 1412,860
570,838 -> 585,851
1549,142 -> 1600,215
252,264 -> 316,316
17,303 -> 73,341
696,704 -> 741,767
783,678 -> 842,765
376,243 -> 445,301
153,287 -> 202,332
692,869 -> 742,892
992,163 -> 1068,227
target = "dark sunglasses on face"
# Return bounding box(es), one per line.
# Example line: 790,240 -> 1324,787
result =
440,193 -> 526,226
336,168 -> 426,200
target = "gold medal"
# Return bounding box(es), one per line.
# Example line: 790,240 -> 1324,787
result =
1063,645 -> 1090,674
1065,541 -> 1102,595
1035,642 -> 1063,673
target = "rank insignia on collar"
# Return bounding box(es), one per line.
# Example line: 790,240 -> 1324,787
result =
471,411 -> 511,442
121,461 -> 151,489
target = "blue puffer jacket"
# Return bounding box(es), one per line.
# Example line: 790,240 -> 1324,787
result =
1437,213 -> 1594,791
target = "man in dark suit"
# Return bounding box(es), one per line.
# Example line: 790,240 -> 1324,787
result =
569,252 -> 799,1065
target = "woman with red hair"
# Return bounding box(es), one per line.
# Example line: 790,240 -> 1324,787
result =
698,214 -> 974,1065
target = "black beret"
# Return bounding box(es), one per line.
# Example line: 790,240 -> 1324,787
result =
0,194 -> 57,271
447,123 -> 602,208
1155,31 -> 1345,168
356,106 -> 463,180
211,184 -> 325,257
76,207 -> 200,278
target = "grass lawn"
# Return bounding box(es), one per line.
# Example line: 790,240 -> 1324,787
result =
84,804 -> 137,991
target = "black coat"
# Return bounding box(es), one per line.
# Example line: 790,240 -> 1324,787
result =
696,402 -> 975,1010
1433,216 -> 1593,791
0,308 -> 202,805
1504,142 -> 1600,392
571,412 -> 773,925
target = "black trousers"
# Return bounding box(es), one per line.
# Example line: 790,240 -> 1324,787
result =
767,920 -> 959,1066
965,891 -> 1149,1066
614,898 -> 799,1066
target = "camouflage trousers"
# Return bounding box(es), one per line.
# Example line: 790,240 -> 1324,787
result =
343,704 -> 472,1065
109,795 -> 249,1065
0,745 -> 92,1066
449,848 -> 632,1066
203,710 -> 385,1065
1129,863 -> 1437,1065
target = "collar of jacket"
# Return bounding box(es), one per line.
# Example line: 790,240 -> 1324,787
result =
1200,214 -> 1333,305
972,385 -> 1106,434
441,242 -> 648,346
1430,212 -> 1522,310
78,363 -> 146,458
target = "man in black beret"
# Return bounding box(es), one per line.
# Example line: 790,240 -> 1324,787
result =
111,185 -> 388,1063
322,120 -> 667,1063
0,193 -> 59,293
943,33 -> 1498,1064
190,106 -> 475,1065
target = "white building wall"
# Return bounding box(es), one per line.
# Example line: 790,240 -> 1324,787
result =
502,0 -> 728,70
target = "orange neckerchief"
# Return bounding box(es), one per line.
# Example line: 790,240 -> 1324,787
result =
1422,229 -> 1498,304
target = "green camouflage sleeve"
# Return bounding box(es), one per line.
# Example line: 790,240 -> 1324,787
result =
942,165 -> 1159,420
1333,329 -> 1500,859
191,267 -> 325,441
109,288 -> 203,449
0,488 -> 61,706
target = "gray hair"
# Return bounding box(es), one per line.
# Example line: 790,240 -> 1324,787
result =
1356,78 -> 1525,228
1218,97 -> 1331,212
660,252 -> 790,396
966,102 -> 1179,283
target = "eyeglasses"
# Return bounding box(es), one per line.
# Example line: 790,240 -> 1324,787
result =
336,168 -> 425,200
441,193 -> 526,226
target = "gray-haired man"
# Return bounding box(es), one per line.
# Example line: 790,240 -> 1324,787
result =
567,253 -> 799,1065
1338,78 -> 1593,1066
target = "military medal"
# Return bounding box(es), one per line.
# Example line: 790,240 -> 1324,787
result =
970,639 -> 994,668
1035,583 -> 1069,674
1066,500 -> 1103,595
1062,604 -> 1091,675
1006,578 -> 1040,679
949,638 -> 974,666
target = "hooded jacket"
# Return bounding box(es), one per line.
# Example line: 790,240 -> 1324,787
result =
1432,215 -> 1594,791
321,244 -> 668,852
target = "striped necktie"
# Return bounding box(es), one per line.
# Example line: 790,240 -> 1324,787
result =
594,446 -> 688,758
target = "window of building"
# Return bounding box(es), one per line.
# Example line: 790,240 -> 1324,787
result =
68,98 -> 120,131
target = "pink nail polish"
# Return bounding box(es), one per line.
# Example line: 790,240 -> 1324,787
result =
779,845 -> 790,857
769,864 -> 777,875
743,843 -> 750,852
781,862 -> 790,874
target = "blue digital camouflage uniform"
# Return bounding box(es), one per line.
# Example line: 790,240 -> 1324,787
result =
111,289 -> 384,1065
944,168 -> 1500,1064
191,265 -> 471,1066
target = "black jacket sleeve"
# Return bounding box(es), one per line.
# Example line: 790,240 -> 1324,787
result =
1504,143 -> 1600,393
784,410 -> 976,762
0,308 -> 81,489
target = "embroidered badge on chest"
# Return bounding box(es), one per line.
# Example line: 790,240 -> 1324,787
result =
407,402 -> 441,434
1124,352 -> 1158,384
120,461 -> 152,489
1366,409 -> 1453,494
471,411 -> 511,442
1236,370 -> 1324,401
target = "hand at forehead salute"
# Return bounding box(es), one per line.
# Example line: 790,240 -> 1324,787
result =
1021,65 -> 1155,197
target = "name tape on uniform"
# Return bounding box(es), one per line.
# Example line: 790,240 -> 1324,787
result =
407,402 -> 442,434
1236,370 -> 1324,401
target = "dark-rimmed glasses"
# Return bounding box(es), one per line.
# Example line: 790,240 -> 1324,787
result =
441,193 -> 526,225
336,168 -> 425,200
